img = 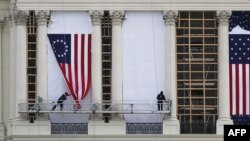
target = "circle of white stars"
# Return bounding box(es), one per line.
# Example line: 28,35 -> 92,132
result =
52,39 -> 69,58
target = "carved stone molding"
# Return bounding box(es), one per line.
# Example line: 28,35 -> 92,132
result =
6,15 -> 11,25
36,10 -> 50,26
15,10 -> 28,25
0,10 -> 7,29
217,10 -> 232,26
163,10 -> 178,26
7,3 -> 16,26
110,10 -> 125,25
89,10 -> 103,26
6,12 -> 13,27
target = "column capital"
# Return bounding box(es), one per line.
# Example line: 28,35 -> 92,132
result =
89,10 -> 104,26
6,12 -> 13,27
0,11 -> 6,31
0,15 -> 5,23
15,10 -> 28,25
110,10 -> 125,25
35,10 -> 50,26
217,10 -> 232,26
163,10 -> 178,25
0,18 -> 4,32
0,10 -> 6,20
8,3 -> 15,26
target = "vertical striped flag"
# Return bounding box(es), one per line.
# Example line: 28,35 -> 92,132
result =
229,11 -> 250,115
48,34 -> 91,109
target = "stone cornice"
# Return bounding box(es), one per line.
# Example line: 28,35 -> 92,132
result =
217,11 -> 232,26
15,0 -> 250,11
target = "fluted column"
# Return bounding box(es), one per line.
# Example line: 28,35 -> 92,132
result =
15,10 -> 28,118
89,11 -> 103,105
216,10 -> 233,135
36,11 -> 49,104
162,10 -> 180,135
110,10 -> 124,114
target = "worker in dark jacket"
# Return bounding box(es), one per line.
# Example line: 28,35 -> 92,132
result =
52,92 -> 71,111
157,91 -> 166,111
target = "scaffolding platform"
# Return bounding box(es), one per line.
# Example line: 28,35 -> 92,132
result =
18,100 -> 171,114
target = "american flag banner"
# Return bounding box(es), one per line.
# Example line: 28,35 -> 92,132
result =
48,34 -> 92,109
229,11 -> 250,115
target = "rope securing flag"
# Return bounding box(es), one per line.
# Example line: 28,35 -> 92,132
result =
48,33 -> 92,109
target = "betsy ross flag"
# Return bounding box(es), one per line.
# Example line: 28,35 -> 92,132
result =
229,11 -> 250,115
48,34 -> 91,109
47,12 -> 93,109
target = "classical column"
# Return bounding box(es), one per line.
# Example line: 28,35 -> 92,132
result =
15,10 -> 28,118
6,10 -> 16,137
36,11 -> 49,104
216,10 -> 233,135
10,11 -> 52,135
0,17 -> 3,124
88,11 -> 125,135
89,11 -> 103,105
110,10 -> 124,114
0,17 -> 4,141
162,10 -> 180,135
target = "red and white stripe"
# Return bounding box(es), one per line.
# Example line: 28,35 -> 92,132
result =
230,64 -> 250,115
59,34 -> 92,108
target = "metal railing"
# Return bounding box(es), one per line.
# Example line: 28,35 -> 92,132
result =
18,100 -> 171,114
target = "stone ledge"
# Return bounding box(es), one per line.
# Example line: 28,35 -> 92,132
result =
13,120 -> 51,135
11,134 -> 223,141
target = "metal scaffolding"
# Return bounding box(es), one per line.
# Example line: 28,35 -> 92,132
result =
18,100 -> 171,114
